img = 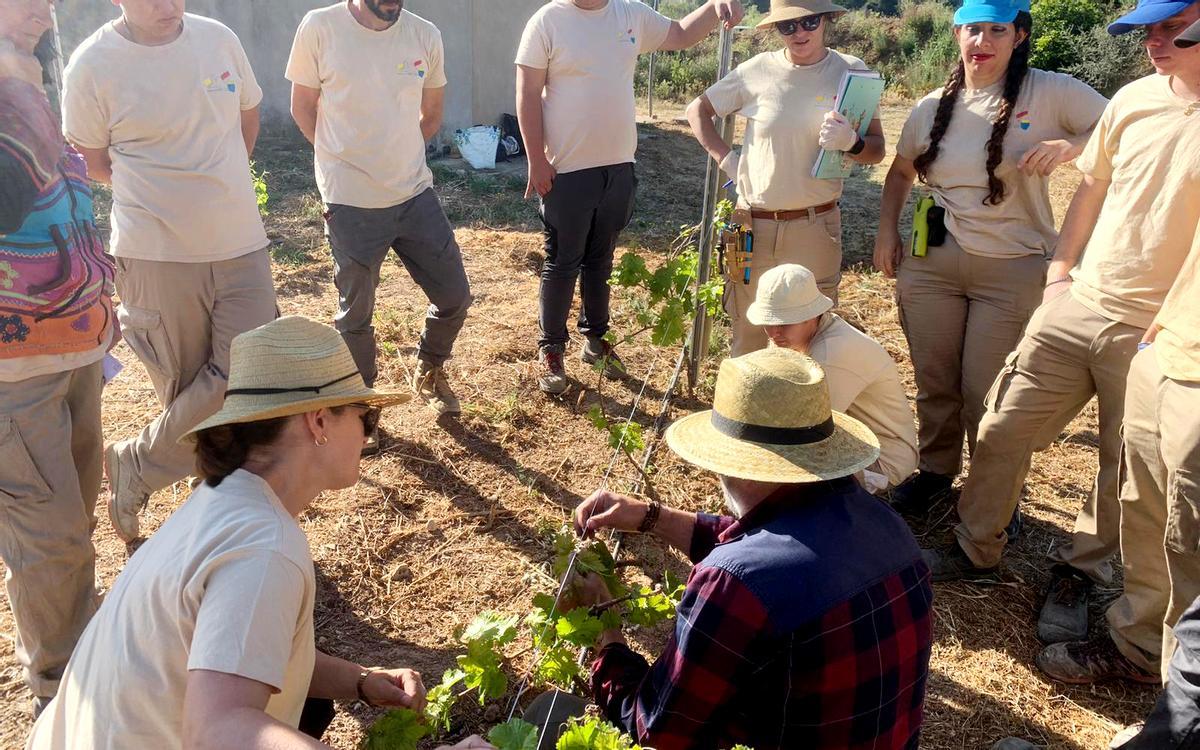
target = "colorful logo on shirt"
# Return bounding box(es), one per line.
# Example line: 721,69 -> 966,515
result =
619,27 -> 636,44
1016,110 -> 1031,130
203,70 -> 236,93
398,59 -> 427,79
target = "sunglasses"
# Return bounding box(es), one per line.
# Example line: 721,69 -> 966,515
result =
348,403 -> 382,436
776,15 -> 824,35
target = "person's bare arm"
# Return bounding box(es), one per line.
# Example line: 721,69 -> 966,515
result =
516,64 -> 555,199
873,155 -> 918,278
660,0 -> 744,51
849,117 -> 885,165
73,145 -> 112,185
289,82 -> 321,146
307,650 -> 425,711
420,86 -> 445,142
182,670 -> 326,750
1044,173 -> 1110,301
574,489 -> 696,555
685,94 -> 731,164
241,106 -> 261,158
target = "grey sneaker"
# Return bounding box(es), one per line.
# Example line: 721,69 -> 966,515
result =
538,347 -> 568,395
1036,635 -> 1158,685
413,361 -> 461,415
581,337 -> 625,379
921,544 -> 999,583
104,442 -> 149,544
1038,564 -> 1091,644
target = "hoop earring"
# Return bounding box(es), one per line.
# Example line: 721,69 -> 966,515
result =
315,435 -> 329,447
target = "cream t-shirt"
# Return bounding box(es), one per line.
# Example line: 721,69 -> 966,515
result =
810,314 -> 918,487
1154,230 -> 1200,382
515,0 -> 671,175
1070,74 -> 1200,329
897,69 -> 1107,258
62,14 -> 268,263
706,49 -> 870,211
26,470 -> 316,750
286,5 -> 447,209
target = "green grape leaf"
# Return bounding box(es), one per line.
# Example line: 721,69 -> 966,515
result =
461,611 -> 519,647
587,404 -> 610,431
650,304 -> 688,347
610,252 -> 649,288
727,745 -> 756,750
624,586 -> 676,628
535,645 -> 585,688
362,707 -> 428,750
607,421 -> 645,456
555,717 -> 642,750
423,668 -> 466,734
487,718 -> 541,750
555,606 -> 606,646
458,639 -> 508,704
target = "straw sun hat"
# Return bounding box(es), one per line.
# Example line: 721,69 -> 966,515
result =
182,316 -> 409,441
666,348 -> 879,483
757,0 -> 849,27
745,264 -> 832,327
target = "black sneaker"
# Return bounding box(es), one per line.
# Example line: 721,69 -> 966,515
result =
1036,634 -> 1158,685
890,471 -> 954,516
1004,507 -> 1023,542
921,544 -> 999,582
1038,564 -> 1091,644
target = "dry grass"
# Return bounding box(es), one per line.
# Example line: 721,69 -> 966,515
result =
0,104 -> 1155,749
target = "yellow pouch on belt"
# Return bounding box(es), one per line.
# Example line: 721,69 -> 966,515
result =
910,195 -> 934,258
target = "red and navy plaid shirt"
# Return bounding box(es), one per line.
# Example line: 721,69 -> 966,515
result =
591,477 -> 933,750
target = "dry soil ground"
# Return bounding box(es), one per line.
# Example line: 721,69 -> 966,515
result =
0,103 -> 1157,749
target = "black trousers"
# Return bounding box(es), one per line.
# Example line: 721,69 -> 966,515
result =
299,697 -> 336,740
537,163 -> 636,351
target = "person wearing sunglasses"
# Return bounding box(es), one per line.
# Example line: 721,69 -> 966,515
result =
873,0 -> 1106,520
686,0 -> 885,357
25,317 -> 496,750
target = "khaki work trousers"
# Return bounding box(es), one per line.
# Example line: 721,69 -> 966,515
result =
726,207 -> 842,357
956,291 -> 1141,582
1107,348 -> 1200,678
0,362 -> 103,698
114,251 -> 277,492
895,236 -> 1045,476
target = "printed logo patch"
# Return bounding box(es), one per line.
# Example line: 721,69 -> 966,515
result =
1016,110 -> 1031,130
398,59 -> 427,79
204,70 -> 236,93
619,27 -> 636,44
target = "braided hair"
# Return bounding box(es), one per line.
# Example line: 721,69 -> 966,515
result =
914,11 -> 1033,206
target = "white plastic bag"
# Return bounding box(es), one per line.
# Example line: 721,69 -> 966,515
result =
453,126 -> 499,170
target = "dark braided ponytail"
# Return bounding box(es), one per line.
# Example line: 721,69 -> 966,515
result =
983,11 -> 1032,205
194,417 -> 289,488
913,60 -> 966,184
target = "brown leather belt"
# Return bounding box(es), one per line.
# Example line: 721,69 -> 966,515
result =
750,201 -> 838,222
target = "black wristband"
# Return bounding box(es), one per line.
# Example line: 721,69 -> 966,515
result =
848,134 -> 866,156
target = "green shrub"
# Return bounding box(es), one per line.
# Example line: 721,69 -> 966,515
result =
1067,23 -> 1152,95
1030,0 -> 1107,71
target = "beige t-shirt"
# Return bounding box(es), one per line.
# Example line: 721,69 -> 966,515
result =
515,0 -> 671,175
1070,74 -> 1200,329
62,14 -> 268,262
897,69 -> 1107,258
285,5 -> 447,209
706,49 -> 869,211
1154,229 -> 1200,382
810,314 -> 918,487
27,470 -> 316,750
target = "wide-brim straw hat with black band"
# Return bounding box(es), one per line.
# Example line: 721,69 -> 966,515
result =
757,0 -> 850,26
181,316 -> 409,442
666,348 -> 879,483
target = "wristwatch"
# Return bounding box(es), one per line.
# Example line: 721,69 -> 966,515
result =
848,134 -> 866,156
356,668 -> 375,706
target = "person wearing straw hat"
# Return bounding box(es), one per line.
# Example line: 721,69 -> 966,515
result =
685,0 -> 886,357
0,0 -> 117,719
746,264 -> 917,493
920,0 -> 1200,665
25,316 -> 491,750
569,347 -> 933,749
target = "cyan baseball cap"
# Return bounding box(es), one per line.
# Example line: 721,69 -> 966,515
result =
953,0 -> 1032,25
1108,0 -> 1199,34
1176,17 -> 1200,45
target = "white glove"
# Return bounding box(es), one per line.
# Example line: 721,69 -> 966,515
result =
819,111 -> 858,152
718,149 -> 740,180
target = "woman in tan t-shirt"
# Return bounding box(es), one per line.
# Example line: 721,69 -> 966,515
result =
872,0 -> 1107,513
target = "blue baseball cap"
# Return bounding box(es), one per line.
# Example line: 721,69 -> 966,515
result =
1108,0 -> 1199,34
953,0 -> 1032,25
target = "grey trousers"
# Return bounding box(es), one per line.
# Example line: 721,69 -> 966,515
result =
325,188 -> 471,385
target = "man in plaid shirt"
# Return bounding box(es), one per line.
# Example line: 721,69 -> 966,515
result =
571,348 -> 934,749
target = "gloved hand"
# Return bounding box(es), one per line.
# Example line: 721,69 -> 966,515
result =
719,149 -> 740,180
818,111 -> 858,152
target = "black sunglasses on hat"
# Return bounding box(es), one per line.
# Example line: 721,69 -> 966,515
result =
348,403 -> 382,435
776,14 -> 824,35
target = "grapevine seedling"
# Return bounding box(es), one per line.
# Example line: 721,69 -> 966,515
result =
487,718 -> 541,750
361,707 -> 427,750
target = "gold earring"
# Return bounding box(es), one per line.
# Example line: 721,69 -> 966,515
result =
315,435 -> 329,447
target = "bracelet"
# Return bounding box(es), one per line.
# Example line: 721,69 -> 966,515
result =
356,668 -> 375,706
848,134 -> 866,156
1046,277 -> 1072,288
637,501 -> 661,534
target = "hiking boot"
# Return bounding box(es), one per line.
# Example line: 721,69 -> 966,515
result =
921,544 -> 999,582
104,442 -> 149,544
991,740 -> 1038,750
538,347 -> 568,395
1036,634 -> 1159,685
1004,507 -> 1023,542
890,470 -> 954,516
413,361 -> 461,415
1109,724 -> 1144,749
580,337 -> 626,379
1038,564 -> 1092,644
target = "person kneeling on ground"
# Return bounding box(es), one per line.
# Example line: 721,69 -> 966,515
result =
26,316 -> 488,750
569,347 -> 934,749
747,264 -> 918,493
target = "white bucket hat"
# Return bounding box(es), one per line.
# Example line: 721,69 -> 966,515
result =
745,264 -> 833,327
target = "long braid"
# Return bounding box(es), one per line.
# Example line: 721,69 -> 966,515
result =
913,60 -> 966,184
983,12 -> 1033,205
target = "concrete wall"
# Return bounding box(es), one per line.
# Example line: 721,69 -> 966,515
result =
55,0 -> 545,134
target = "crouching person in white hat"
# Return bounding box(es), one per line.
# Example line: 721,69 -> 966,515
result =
26,316 -> 490,750
746,264 -> 917,493
568,347 -> 933,749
